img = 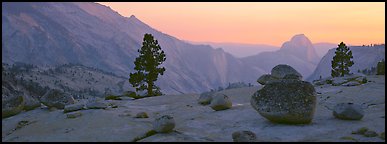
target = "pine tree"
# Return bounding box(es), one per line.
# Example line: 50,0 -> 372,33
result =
377,59 -> 385,75
331,42 -> 354,77
129,33 -> 166,96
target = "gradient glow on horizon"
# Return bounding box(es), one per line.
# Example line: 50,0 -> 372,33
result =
98,2 -> 385,47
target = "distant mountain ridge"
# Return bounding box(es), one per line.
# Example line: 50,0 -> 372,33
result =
241,34 -> 320,79
2,2 -> 342,94
307,44 -> 385,81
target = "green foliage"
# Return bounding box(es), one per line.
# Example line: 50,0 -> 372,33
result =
105,95 -> 122,100
129,33 -> 166,97
326,79 -> 333,84
361,77 -> 368,84
377,59 -> 385,75
331,42 -> 354,77
132,130 -> 157,142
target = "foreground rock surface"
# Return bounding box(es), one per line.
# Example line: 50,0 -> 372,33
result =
2,75 -> 385,142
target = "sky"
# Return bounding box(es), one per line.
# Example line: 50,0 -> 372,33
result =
98,2 -> 385,47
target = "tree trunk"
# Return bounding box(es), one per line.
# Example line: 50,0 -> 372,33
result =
147,81 -> 153,96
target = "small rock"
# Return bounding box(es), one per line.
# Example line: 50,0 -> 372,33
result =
22,95 -> 41,111
257,74 -> 278,85
210,93 -> 232,111
64,103 -> 84,113
342,81 -> 361,86
232,130 -> 257,142
135,112 -> 149,118
352,127 -> 368,134
198,91 -> 215,105
86,101 -> 107,109
333,103 -> 364,120
364,131 -> 378,137
153,115 -> 175,133
270,64 -> 302,79
2,95 -> 24,118
66,111 -> 82,119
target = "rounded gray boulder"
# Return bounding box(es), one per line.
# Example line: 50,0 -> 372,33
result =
210,93 -> 232,111
40,89 -> 75,109
198,91 -> 215,105
153,115 -> 175,133
251,79 -> 316,124
333,103 -> 364,120
271,64 -> 302,79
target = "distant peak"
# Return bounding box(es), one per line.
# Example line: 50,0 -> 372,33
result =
129,15 -> 136,19
290,34 -> 308,41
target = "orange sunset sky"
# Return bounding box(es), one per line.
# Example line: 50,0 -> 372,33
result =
98,2 -> 385,47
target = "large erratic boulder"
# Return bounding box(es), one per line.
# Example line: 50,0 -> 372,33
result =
210,93 -> 232,111
40,89 -> 75,109
251,65 -> 316,124
333,103 -> 364,120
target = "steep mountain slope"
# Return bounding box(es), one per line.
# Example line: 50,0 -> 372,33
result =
241,34 -> 320,79
313,42 -> 337,58
307,44 -> 385,81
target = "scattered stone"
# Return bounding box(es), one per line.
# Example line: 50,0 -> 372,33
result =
66,111 -> 82,119
153,115 -> 175,133
198,91 -> 215,105
364,130 -> 378,137
16,120 -> 30,129
22,95 -> 41,111
135,112 -> 149,118
342,81 -> 361,87
86,101 -> 107,109
40,89 -> 75,109
340,136 -> 358,141
64,103 -> 84,113
257,74 -> 278,85
352,127 -> 368,134
333,103 -> 364,120
232,130 -> 257,142
210,93 -> 232,111
251,79 -> 316,124
270,64 -> 302,79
